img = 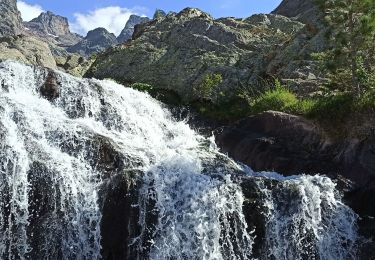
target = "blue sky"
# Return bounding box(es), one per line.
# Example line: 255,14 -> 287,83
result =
18,0 -> 283,36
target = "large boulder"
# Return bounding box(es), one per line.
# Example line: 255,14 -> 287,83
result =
215,111 -> 335,176
0,0 -> 23,37
215,111 -> 375,185
86,8 -> 312,102
117,15 -> 150,43
68,28 -> 118,57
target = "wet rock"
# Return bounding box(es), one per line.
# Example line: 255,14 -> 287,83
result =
240,176 -> 274,258
99,172 -> 157,260
27,161 -> 63,259
215,111 -> 375,187
40,70 -> 60,101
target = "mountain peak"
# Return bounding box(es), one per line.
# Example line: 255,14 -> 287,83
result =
67,27 -> 118,57
117,15 -> 150,43
153,9 -> 167,20
86,27 -> 115,38
29,11 -> 70,36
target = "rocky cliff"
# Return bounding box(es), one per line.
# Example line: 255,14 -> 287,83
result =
68,27 -> 118,57
117,15 -> 150,43
0,0 -> 23,37
87,8 -> 324,102
25,11 -> 83,47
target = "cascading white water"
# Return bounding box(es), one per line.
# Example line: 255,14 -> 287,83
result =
248,171 -> 359,260
0,60 -> 360,259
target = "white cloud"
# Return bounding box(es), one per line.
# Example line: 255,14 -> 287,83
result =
17,1 -> 44,22
70,6 -> 146,37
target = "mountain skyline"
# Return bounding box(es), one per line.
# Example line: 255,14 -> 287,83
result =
18,0 -> 282,36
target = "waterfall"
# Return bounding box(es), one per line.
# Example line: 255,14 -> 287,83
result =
0,61 -> 359,259
248,171 -> 359,260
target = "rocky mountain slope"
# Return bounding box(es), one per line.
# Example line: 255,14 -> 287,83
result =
0,35 -> 57,68
0,0 -> 23,37
117,15 -> 150,43
86,7 -> 325,102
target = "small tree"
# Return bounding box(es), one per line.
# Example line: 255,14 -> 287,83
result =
317,0 -> 375,94
193,73 -> 223,101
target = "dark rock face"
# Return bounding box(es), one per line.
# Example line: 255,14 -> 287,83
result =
87,8 -> 321,102
0,0 -> 23,37
25,11 -> 83,47
99,173 -> 140,260
215,111 -> 375,185
40,70 -> 60,101
215,111 -> 335,177
68,28 -> 118,57
117,15 -> 150,43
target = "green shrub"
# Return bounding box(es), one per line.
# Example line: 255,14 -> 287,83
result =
193,95 -> 251,122
354,90 -> 375,111
307,93 -> 354,123
250,80 -> 299,114
129,83 -> 154,93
